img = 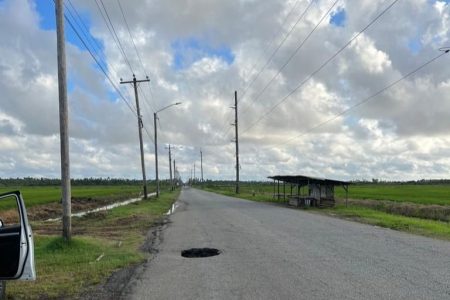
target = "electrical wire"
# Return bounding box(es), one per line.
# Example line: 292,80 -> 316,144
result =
66,0 -> 105,69
241,0 -> 339,120
239,0 -> 306,99
117,0 -> 157,114
268,50 -> 450,149
217,0 -> 314,142
94,0 -> 135,74
66,0 -> 138,113
241,0 -> 400,135
63,11 -> 138,117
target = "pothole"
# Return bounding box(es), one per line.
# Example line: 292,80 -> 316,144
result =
181,248 -> 221,258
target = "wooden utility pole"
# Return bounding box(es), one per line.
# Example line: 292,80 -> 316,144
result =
56,0 -> 71,240
173,159 -> 176,188
120,75 -> 150,199
200,149 -> 204,185
168,145 -> 173,191
153,112 -> 160,197
233,91 -> 240,194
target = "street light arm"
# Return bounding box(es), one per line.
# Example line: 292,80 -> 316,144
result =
155,102 -> 182,114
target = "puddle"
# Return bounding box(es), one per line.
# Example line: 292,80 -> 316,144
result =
165,202 -> 179,215
45,192 -> 156,222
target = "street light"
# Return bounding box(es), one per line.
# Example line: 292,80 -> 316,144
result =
154,102 -> 182,197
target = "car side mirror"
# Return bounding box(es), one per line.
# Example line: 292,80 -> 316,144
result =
0,191 -> 35,281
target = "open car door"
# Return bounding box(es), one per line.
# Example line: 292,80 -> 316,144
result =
0,191 -> 35,281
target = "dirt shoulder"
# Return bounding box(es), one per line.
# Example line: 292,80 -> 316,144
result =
27,195 -> 139,222
80,216 -> 172,300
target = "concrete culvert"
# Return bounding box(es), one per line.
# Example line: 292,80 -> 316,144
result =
181,248 -> 221,258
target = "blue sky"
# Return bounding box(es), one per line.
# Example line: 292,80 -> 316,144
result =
35,1 -> 85,48
34,1 -> 110,94
330,8 -> 346,27
171,37 -> 235,70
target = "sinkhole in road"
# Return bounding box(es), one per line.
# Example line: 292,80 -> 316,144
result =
181,248 -> 221,258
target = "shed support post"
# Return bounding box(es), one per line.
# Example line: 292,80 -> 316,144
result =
283,182 -> 286,201
277,180 -> 280,200
273,179 -> 275,199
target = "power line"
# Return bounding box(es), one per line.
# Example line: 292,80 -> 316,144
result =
240,0 -> 339,121
94,0 -> 135,74
143,126 -> 155,143
268,50 -> 450,149
60,0 -> 159,153
239,0 -> 305,98
99,0 -> 135,73
66,0 -> 105,68
117,0 -> 146,78
241,0 -> 400,135
217,0 -> 314,141
63,10 -> 138,116
117,0 -> 157,114
66,0 -> 138,111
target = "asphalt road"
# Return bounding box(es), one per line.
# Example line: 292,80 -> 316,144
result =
125,187 -> 450,299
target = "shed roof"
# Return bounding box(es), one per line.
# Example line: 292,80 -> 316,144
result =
268,175 -> 350,186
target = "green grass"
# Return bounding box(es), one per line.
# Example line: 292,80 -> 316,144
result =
6,190 -> 179,299
335,184 -> 450,205
9,236 -> 142,299
321,205 -> 450,240
0,185 -> 143,210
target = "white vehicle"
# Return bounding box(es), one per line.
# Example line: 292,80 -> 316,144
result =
0,191 -> 36,297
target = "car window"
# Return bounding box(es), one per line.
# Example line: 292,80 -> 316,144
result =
0,194 -> 20,229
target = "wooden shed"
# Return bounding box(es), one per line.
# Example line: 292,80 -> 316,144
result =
268,175 -> 350,208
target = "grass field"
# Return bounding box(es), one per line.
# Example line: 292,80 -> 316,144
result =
0,185 -> 143,210
320,204 -> 450,241
6,190 -> 179,299
335,184 -> 450,205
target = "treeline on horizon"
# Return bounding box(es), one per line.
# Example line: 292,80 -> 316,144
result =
0,177 -> 143,187
202,178 -> 450,185
1,177 -> 450,187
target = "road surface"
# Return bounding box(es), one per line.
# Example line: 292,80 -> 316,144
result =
124,187 -> 450,299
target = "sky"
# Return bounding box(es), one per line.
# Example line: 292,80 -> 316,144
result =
1,0 -> 450,182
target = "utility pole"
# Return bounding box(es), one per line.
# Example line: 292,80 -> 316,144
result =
173,159 -> 176,188
190,169 -> 192,186
120,75 -> 150,199
194,163 -> 196,184
232,90 -> 240,194
153,112 -> 159,196
200,149 -> 204,186
168,145 -> 173,191
56,0 -> 71,240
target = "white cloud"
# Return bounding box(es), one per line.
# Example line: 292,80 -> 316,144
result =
350,34 -> 392,74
